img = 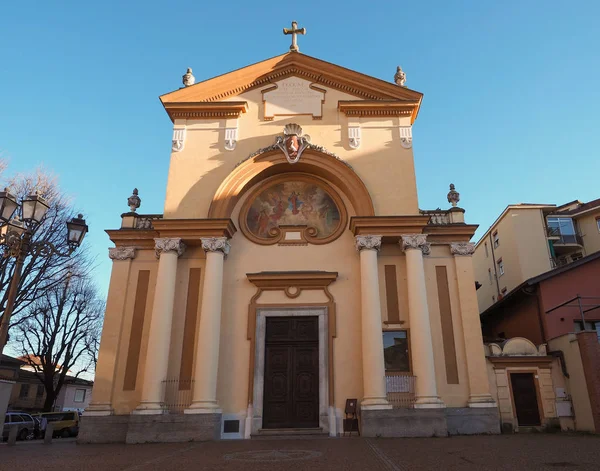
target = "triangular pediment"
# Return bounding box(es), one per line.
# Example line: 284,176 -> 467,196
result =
160,52 -> 423,116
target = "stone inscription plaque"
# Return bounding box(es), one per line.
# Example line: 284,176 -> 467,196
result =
262,77 -> 325,120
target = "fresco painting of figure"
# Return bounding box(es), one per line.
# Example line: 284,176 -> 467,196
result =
246,181 -> 340,239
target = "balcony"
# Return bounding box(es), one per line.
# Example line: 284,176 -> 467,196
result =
546,227 -> 583,246
385,374 -> 416,408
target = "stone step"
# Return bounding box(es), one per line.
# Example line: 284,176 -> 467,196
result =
251,428 -> 330,439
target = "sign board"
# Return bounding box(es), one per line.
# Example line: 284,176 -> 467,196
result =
262,77 -> 325,120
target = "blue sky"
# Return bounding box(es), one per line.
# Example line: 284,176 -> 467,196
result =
1,1 -> 599,296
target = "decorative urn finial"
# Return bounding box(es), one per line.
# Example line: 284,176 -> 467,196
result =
447,183 -> 460,207
182,67 -> 195,87
127,188 -> 141,213
394,66 -> 406,87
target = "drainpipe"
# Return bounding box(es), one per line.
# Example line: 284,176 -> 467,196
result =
489,233 -> 501,299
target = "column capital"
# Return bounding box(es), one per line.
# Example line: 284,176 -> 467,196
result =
450,242 -> 475,256
154,237 -> 186,258
200,236 -> 230,256
355,235 -> 382,252
108,247 -> 136,260
401,234 -> 430,254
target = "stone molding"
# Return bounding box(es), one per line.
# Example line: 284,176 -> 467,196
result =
200,237 -> 230,257
450,242 -> 475,256
154,238 -> 185,258
355,235 -> 382,252
108,247 -> 136,261
401,234 -> 430,254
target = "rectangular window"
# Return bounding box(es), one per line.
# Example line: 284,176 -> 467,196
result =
74,389 -> 86,403
484,242 -> 489,258
493,231 -> 500,248
488,268 -> 493,284
36,385 -> 44,397
547,217 -> 578,243
497,259 -> 505,276
501,287 -> 508,295
596,218 -> 600,232
382,331 -> 410,372
19,384 -> 30,398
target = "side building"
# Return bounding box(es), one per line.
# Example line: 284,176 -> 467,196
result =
473,199 -> 600,313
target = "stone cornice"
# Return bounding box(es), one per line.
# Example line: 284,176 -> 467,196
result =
151,218 -> 237,242
355,235 -> 382,252
106,229 -> 158,249
338,100 -> 419,120
450,242 -> 476,256
423,224 -> 479,243
162,101 -> 248,122
108,247 -> 136,260
154,238 -> 186,258
200,237 -> 230,256
247,271 -> 338,291
349,216 -> 430,242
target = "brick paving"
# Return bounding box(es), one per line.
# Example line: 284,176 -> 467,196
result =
1,435 -> 600,470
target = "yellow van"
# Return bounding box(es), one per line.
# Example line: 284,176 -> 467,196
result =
35,411 -> 80,438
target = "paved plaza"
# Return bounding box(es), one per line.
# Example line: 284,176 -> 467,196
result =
2,435 -> 600,470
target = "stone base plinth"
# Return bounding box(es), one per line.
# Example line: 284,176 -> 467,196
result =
360,408 -> 448,437
126,413 -> 221,444
445,407 -> 500,435
78,415 -> 130,444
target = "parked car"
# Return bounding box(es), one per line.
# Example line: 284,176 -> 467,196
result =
33,411 -> 80,438
2,412 -> 36,441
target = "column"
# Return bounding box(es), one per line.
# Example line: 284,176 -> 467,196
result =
451,242 -> 496,407
86,247 -> 136,416
134,238 -> 185,414
185,237 -> 230,413
355,235 -> 391,410
402,234 -> 444,408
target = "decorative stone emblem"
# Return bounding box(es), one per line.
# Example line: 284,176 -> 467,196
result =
355,235 -> 382,252
401,234 -> 430,254
224,128 -> 238,151
201,237 -> 231,257
276,123 -> 311,164
182,67 -> 195,87
172,128 -> 186,152
154,238 -> 185,258
108,247 -> 136,260
447,184 -> 460,207
348,126 -> 361,149
399,126 -> 412,149
450,242 -> 475,256
127,188 -> 141,213
394,66 -> 407,87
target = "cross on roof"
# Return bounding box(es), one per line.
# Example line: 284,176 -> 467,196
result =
283,21 -> 306,52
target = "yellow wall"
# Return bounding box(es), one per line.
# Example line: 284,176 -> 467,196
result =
577,211 -> 600,255
163,85 -> 419,219
548,334 -> 595,431
474,207 -> 552,313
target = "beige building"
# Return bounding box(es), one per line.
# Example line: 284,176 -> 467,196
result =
80,27 -> 499,443
474,199 -> 600,313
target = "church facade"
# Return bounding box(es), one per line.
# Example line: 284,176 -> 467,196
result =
80,32 -> 499,443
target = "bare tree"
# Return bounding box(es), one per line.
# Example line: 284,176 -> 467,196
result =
11,274 -> 104,411
0,166 -> 93,339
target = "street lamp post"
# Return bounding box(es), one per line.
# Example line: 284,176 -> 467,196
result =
0,188 -> 88,357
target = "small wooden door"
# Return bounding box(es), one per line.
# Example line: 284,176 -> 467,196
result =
510,373 -> 541,426
263,317 -> 319,429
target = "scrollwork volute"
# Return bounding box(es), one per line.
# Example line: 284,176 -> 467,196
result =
108,247 -> 136,260
355,235 -> 382,252
200,237 -> 231,257
450,242 -> 475,256
401,234 -> 430,254
154,238 -> 186,258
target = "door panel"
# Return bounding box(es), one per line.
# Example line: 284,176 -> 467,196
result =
263,317 -> 319,429
510,373 -> 541,426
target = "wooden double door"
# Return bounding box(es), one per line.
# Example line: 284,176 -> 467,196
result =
263,316 -> 319,429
